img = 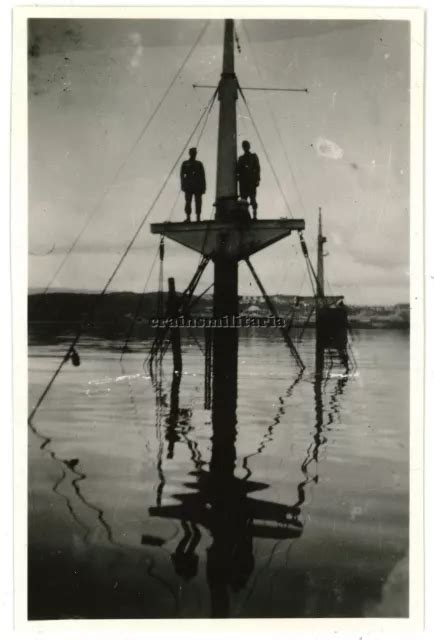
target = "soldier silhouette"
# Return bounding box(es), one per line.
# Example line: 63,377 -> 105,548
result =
180,148 -> 206,222
236,140 -> 261,219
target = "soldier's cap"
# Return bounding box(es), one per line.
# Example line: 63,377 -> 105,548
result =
189,147 -> 197,154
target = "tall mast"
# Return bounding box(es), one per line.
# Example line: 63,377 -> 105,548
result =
215,19 -> 238,210
151,17 -> 306,376
316,207 -> 326,299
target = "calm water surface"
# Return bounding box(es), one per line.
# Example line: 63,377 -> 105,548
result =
28,330 -> 409,619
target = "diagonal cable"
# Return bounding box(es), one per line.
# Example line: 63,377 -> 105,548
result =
120,241 -> 161,360
237,81 -> 295,219
28,96 -> 215,424
242,23 -> 308,218
39,20 -> 210,297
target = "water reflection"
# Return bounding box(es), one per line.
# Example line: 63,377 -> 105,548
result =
145,336 -> 349,617
296,347 -> 349,518
27,332 -> 410,618
28,418 -> 116,545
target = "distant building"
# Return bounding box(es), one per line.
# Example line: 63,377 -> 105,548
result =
242,295 -> 261,305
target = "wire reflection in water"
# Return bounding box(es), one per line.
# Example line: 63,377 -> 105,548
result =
237,348 -> 350,614
28,331 -> 409,619
28,417 -> 116,545
143,330 -> 352,617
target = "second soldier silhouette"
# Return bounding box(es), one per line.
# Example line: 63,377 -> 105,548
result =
236,140 -> 261,219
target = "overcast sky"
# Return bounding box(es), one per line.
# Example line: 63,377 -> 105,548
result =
28,18 -> 410,304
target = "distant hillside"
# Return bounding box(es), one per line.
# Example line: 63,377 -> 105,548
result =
28,292 -> 410,340
29,291 -> 166,324
29,292 -> 168,340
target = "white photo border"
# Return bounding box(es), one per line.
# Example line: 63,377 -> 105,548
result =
11,4 -> 425,633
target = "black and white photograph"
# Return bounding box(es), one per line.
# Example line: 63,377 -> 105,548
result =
18,7 -> 424,625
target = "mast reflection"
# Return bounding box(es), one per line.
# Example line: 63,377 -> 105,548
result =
146,335 -> 348,617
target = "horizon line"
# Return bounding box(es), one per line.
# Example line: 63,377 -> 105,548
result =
27,288 -> 409,306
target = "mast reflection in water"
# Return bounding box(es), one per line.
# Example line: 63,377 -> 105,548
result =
28,330 -> 409,619
145,331 -> 340,617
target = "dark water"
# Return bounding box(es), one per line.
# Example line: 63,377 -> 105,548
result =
28,330 -> 409,619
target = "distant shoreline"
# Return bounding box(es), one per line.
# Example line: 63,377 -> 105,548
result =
27,291 -> 410,334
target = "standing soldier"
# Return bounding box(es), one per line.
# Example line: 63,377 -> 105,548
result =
180,148 -> 206,222
236,140 -> 261,219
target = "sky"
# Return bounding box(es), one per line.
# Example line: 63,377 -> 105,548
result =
28,18 -> 410,304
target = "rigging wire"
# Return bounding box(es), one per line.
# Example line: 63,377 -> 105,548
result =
297,305 -> 315,343
167,86 -> 217,224
195,88 -> 218,147
298,231 -> 323,298
189,282 -> 214,309
147,255 -> 212,366
187,328 -> 205,356
240,24 -> 323,285
38,20 -> 210,299
236,32 -> 304,290
119,240 -> 161,360
305,254 -> 317,295
91,93 -> 217,297
237,82 -> 294,219
28,94 -> 217,424
242,23 -> 308,220
157,237 -> 165,318
121,88 -> 218,361
167,190 -> 182,222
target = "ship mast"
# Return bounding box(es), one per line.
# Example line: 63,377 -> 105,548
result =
150,18 -> 305,371
316,207 -> 326,299
213,19 -> 239,323
216,19 -> 238,207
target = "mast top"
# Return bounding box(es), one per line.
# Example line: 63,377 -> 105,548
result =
222,19 -> 235,76
215,18 -> 238,209
151,17 -> 305,251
